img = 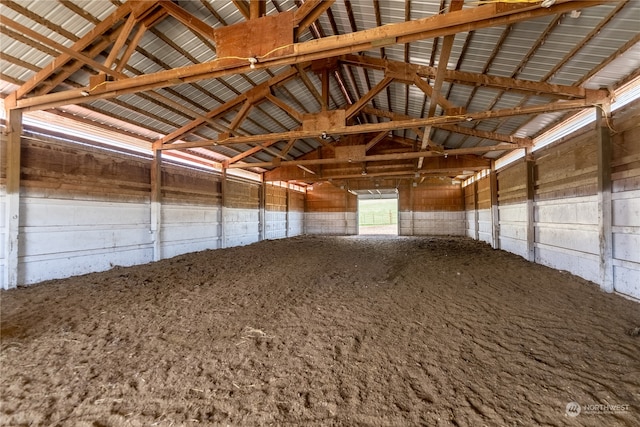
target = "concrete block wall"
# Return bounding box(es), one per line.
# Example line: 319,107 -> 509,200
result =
497,162 -> 528,259
19,195 -> 153,285
534,195 -> 600,283
611,104 -> 640,299
465,100 -> 640,300
0,190 -> 5,289
399,211 -> 465,235
161,203 -> 221,258
305,212 -> 358,235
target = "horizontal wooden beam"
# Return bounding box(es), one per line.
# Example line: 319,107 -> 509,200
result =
157,99 -> 595,150
11,0 -> 605,111
228,143 -> 521,169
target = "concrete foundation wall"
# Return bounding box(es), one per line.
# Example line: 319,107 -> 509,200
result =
498,203 -> 528,259
399,211 -> 465,235
18,196 -> 153,285
305,212 -> 357,235
161,203 -> 221,258
223,207 -> 260,247
0,191 -> 5,289
534,196 -> 600,282
611,105 -> 640,299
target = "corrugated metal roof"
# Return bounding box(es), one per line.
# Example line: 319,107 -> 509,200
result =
0,0 -> 638,183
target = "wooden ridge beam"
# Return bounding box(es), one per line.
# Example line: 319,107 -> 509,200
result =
10,0 -> 606,111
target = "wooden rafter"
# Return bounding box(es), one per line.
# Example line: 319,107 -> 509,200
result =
346,76 -> 394,120
266,93 -> 303,123
232,0 -> 251,20
158,65 -> 300,145
10,0 -> 607,111
294,0 -> 336,39
159,0 -> 216,42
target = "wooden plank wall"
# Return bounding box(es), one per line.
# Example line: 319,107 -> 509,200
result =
305,181 -> 357,235
398,180 -> 465,236
265,184 -> 287,239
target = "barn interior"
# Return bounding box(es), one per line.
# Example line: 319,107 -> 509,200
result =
1,0 -> 640,425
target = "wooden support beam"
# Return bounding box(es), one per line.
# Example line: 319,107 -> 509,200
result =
596,105 -> 613,292
490,161 -> 500,250
266,93 -> 303,123
228,100 -> 253,133
346,76 -> 393,120
150,149 -> 162,261
0,17 -> 124,80
229,144 -> 510,169
232,0 -> 251,20
225,140 -> 280,165
279,138 -> 298,157
419,0 -> 463,168
296,64 -> 325,110
365,131 -> 389,152
3,107 -> 22,289
362,106 -> 531,146
115,23 -> 147,73
250,0 -> 266,20
159,0 -> 216,42
220,168 -> 228,248
103,13 -> 137,72
473,180 -> 480,240
11,0 -> 606,111
10,1 -> 149,99
343,54 -> 607,101
294,0 -> 335,38
159,98 -> 595,151
411,74 -> 462,114
525,148 -> 535,262
158,66 -> 300,145
322,68 -> 330,111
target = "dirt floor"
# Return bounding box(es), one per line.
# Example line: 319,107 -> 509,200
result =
1,236 -> 639,427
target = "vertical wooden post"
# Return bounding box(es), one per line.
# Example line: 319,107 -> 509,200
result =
490,161 -> 500,249
322,68 -> 330,111
473,180 -> 479,241
220,168 -> 227,248
285,183 -> 290,238
150,149 -> 162,262
525,148 -> 536,262
259,178 -> 266,241
250,0 -> 265,19
409,181 -> 415,236
3,108 -> 22,289
344,186 -> 349,234
596,105 -> 614,292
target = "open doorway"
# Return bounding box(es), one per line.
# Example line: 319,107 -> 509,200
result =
356,189 -> 399,235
